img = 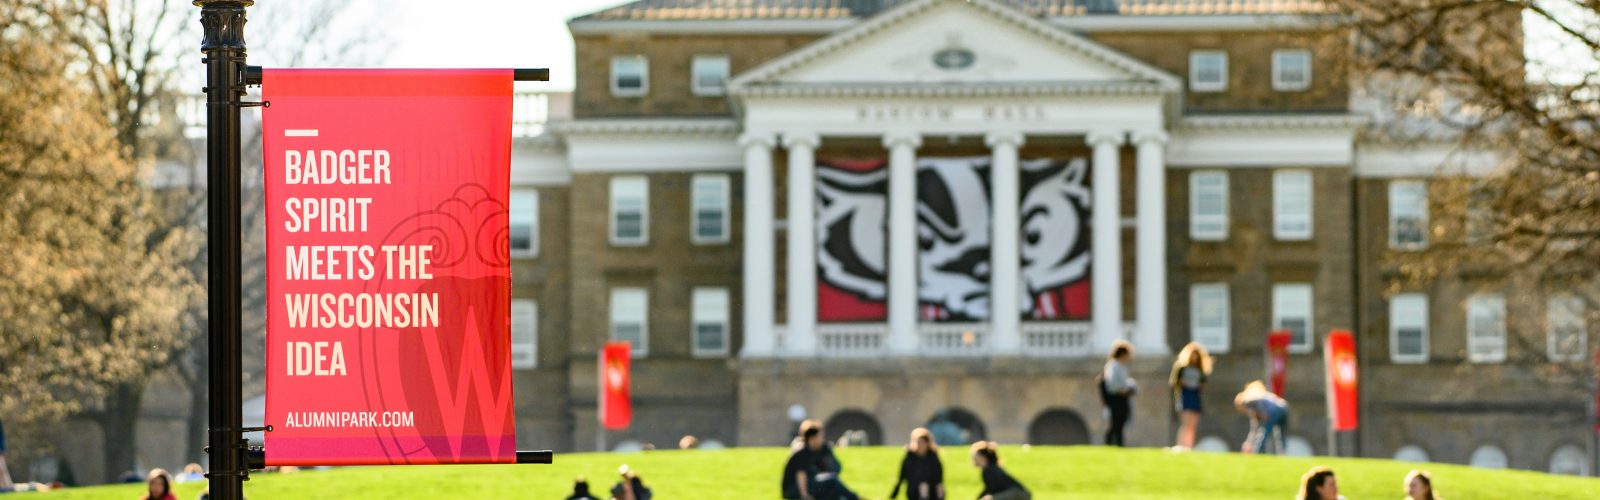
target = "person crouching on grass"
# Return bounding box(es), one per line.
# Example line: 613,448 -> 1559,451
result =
970,441 -> 1029,500
1234,380 -> 1289,454
890,427 -> 944,500
782,419 -> 858,500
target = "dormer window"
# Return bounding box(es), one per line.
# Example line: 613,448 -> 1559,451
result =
1273,49 -> 1312,91
1189,50 -> 1227,92
691,55 -> 729,96
611,55 -> 648,97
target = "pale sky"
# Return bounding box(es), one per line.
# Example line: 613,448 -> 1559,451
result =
259,0 -> 1591,89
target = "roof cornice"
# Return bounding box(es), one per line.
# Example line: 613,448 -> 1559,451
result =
550,119 -> 740,136
1179,114 -> 1370,130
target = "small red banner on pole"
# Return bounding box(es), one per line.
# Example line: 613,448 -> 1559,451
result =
1325,329 -> 1359,431
1266,330 -> 1291,396
599,342 -> 633,430
261,69 -> 516,466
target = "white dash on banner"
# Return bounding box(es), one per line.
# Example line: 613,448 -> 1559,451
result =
284,129 -> 319,137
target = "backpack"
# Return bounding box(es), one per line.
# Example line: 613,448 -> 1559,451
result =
1095,372 -> 1111,407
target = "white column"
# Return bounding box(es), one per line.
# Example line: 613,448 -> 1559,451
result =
1086,130 -> 1125,354
784,132 -> 821,356
740,132 -> 777,357
986,131 -> 1025,355
1134,130 -> 1171,356
884,131 -> 922,355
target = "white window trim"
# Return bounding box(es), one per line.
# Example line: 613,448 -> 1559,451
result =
610,55 -> 649,97
1190,283 -> 1231,353
691,174 -> 731,245
1273,283 -> 1315,353
690,54 -> 730,97
1189,50 -> 1228,92
1389,293 -> 1429,364
510,299 -> 538,369
1388,180 -> 1428,250
691,287 -> 731,358
1273,170 -> 1313,241
509,190 -> 539,258
1547,293 -> 1586,363
611,288 -> 649,358
1189,170 -> 1229,241
1467,293 -> 1507,363
1272,49 -> 1313,92
610,176 -> 649,246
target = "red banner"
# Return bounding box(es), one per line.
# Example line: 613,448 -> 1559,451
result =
599,342 -> 632,430
1325,329 -> 1359,431
262,69 -> 516,465
1266,330 -> 1291,396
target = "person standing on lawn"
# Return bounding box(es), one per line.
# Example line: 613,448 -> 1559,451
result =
970,441 -> 1029,500
1168,342 -> 1213,450
889,427 -> 944,500
1235,380 -> 1289,454
782,420 -> 858,500
1102,340 -> 1137,446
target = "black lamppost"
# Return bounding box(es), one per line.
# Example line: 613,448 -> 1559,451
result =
195,1 -> 254,499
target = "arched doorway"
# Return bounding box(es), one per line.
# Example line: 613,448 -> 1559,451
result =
825,409 -> 884,446
926,407 -> 987,446
1027,408 -> 1090,445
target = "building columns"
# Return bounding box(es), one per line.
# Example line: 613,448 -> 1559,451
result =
885,131 -> 923,355
986,131 -> 1025,355
1087,130 -> 1125,355
784,132 -> 821,356
740,132 -> 777,357
1134,130 -> 1171,355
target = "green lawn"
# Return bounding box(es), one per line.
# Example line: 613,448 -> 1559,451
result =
37,446 -> 1600,499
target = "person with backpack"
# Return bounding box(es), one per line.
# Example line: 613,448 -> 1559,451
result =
1100,340 -> 1137,446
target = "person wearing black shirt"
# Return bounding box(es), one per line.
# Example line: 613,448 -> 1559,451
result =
970,441 -> 1029,500
565,476 -> 598,500
782,420 -> 859,500
890,427 -> 944,499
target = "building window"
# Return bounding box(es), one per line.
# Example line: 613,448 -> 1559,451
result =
1469,445 -> 1508,469
610,288 -> 648,357
509,190 -> 539,258
510,299 -> 537,369
691,174 -> 731,244
610,176 -> 649,246
691,55 -> 730,96
1390,293 -> 1428,363
692,287 -> 730,357
1190,170 -> 1229,241
1189,50 -> 1227,92
1547,293 -> 1586,362
610,55 -> 648,97
1273,170 -> 1313,240
1467,293 -> 1507,363
1190,283 -> 1231,353
1389,180 -> 1428,249
1273,283 -> 1314,353
1272,49 -> 1312,91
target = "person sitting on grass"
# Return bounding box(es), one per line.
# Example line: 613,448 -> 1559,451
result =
1297,466 -> 1343,500
609,465 -> 651,500
782,420 -> 858,500
1404,469 -> 1438,500
1235,380 -> 1289,455
970,441 -> 1029,500
140,468 -> 177,500
566,475 -> 598,500
890,427 -> 944,500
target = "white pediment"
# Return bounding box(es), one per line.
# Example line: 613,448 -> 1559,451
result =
731,0 -> 1180,89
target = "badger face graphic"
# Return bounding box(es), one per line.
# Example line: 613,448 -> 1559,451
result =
816,157 -> 1092,322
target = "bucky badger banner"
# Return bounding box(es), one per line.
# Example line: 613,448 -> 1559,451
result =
816,156 -> 1092,323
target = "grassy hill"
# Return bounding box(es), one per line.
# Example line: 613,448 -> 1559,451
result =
38,446 -> 1600,499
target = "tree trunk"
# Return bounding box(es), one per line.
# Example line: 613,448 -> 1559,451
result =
96,381 -> 146,483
